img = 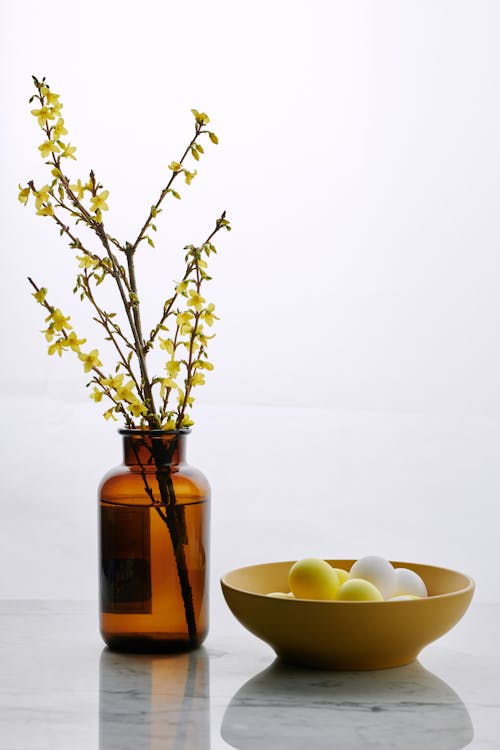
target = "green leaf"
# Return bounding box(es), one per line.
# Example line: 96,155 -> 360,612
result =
208,132 -> 218,144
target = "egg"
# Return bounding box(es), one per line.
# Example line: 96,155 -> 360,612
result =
349,556 -> 396,599
266,592 -> 292,599
331,567 -> 349,585
336,579 -> 384,602
393,568 -> 428,598
288,558 -> 340,600
388,594 -> 421,601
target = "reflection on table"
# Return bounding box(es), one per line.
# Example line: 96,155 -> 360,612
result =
99,647 -> 210,750
221,659 -> 473,749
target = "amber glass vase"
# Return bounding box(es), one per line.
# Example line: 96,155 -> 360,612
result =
98,429 -> 210,652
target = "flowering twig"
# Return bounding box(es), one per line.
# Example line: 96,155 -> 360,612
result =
21,76 -> 231,429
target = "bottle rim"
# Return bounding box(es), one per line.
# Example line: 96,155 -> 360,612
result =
118,428 -> 191,437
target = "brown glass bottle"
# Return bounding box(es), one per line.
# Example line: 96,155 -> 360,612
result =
99,429 -> 209,652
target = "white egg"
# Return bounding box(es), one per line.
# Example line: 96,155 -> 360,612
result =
349,556 -> 396,599
393,568 -> 428,598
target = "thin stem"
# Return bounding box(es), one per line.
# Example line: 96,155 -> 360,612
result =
146,218 -> 226,352
129,435 -> 198,644
80,271 -> 143,397
28,276 -> 134,427
96,226 -> 159,423
130,125 -> 203,253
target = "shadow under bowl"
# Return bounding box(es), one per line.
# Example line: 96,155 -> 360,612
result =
221,559 -> 474,670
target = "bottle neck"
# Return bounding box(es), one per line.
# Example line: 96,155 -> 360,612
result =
122,431 -> 187,468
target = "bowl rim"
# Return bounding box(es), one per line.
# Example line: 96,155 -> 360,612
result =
220,559 -> 475,602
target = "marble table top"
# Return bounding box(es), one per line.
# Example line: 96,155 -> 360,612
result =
0,600 -> 498,749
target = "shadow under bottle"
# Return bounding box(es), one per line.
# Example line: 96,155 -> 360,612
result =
99,646 -> 211,750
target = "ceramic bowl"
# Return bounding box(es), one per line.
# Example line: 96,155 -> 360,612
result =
221,559 -> 474,670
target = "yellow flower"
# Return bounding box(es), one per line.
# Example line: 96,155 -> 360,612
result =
196,326 -> 215,347
168,161 -> 182,171
115,380 -> 137,403
175,280 -> 189,294
62,331 -> 86,353
165,360 -> 181,379
38,140 -> 60,159
32,287 -> 47,303
52,118 -> 68,140
197,359 -> 214,371
40,86 -> 60,106
176,311 -> 192,326
89,387 -> 103,403
34,185 -> 51,210
18,185 -> 30,205
49,309 -> 72,331
36,204 -> 54,217
48,339 -> 65,357
176,310 -> 193,334
190,371 -> 205,387
101,374 -> 124,389
202,303 -> 218,326
90,190 -> 109,213
162,419 -> 176,430
50,101 -> 64,118
183,169 -> 197,185
78,349 -> 102,373
187,290 -> 206,311
59,142 -> 77,160
77,255 -> 99,269
191,109 -> 210,125
159,338 -> 174,354
176,389 -> 194,407
181,415 -> 195,428
70,179 -> 85,200
31,106 -> 54,127
103,408 -> 118,421
129,402 -> 147,418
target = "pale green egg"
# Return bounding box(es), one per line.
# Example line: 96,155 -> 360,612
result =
336,578 -> 384,602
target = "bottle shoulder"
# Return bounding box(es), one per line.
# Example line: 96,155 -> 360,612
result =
99,463 -> 210,505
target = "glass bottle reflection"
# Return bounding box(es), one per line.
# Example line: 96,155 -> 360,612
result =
99,647 -> 210,750
221,659 -> 473,750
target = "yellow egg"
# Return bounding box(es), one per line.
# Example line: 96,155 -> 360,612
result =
331,567 -> 349,585
336,578 -> 384,602
288,558 -> 340,600
266,592 -> 291,599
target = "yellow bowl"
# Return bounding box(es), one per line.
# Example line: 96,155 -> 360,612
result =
221,559 -> 474,670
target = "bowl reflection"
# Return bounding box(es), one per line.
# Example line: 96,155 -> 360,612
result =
99,647 -> 210,750
221,659 -> 473,750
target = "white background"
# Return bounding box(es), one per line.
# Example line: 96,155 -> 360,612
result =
1,0 -> 499,609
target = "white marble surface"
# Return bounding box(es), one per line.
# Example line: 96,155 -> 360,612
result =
0,600 -> 499,749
